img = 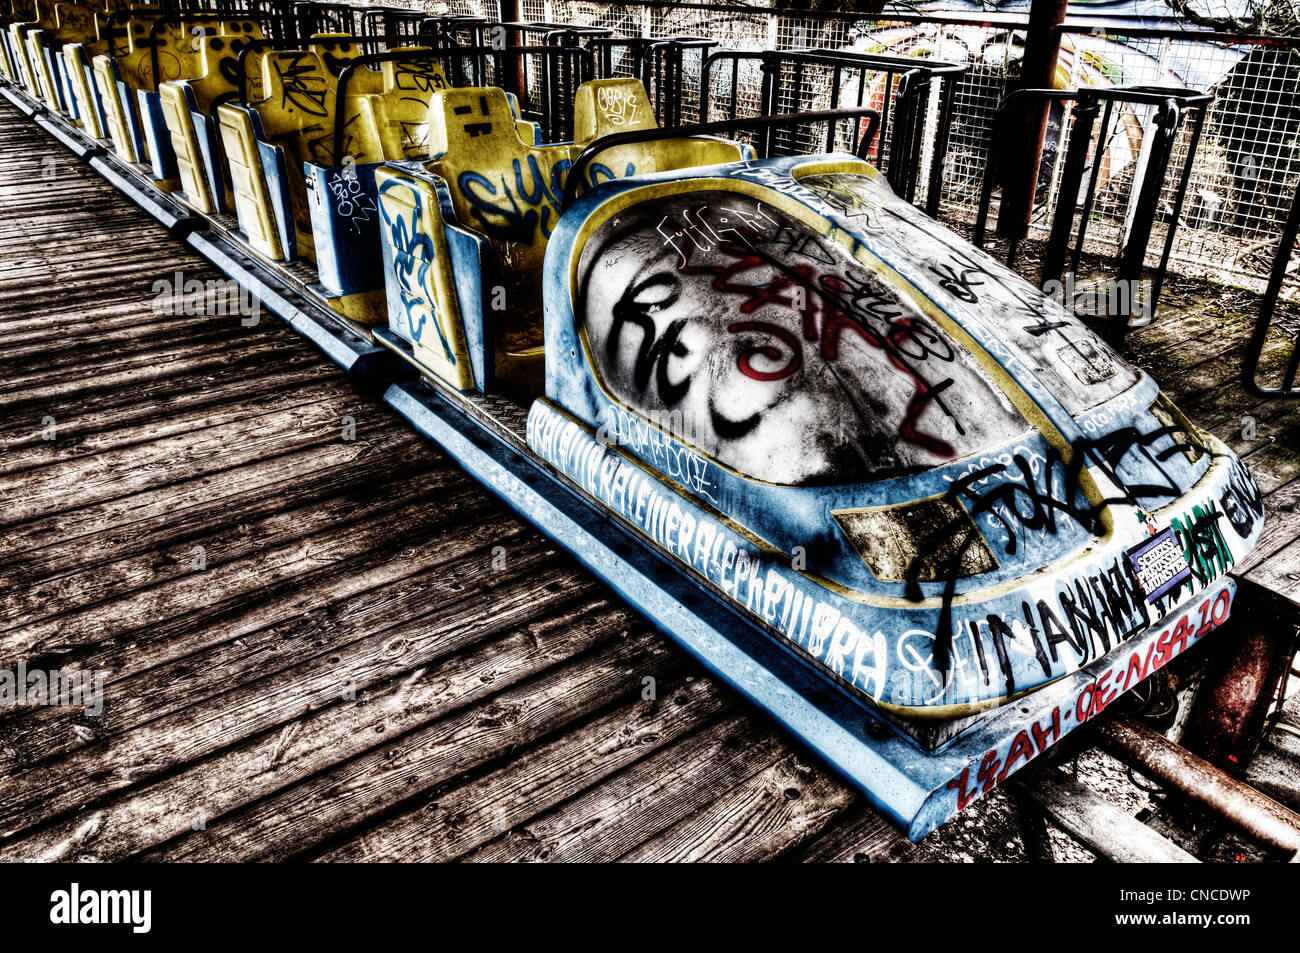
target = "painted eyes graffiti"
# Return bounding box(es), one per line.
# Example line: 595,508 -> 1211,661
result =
578,192 -> 1030,486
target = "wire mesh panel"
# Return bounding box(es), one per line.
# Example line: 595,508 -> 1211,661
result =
336,0 -> 1300,300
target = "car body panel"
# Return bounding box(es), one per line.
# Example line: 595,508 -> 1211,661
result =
531,154 -> 1265,716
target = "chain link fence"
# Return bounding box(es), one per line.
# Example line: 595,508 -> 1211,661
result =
378,0 -> 1300,299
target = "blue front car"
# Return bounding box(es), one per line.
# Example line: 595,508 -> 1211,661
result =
523,155 -> 1263,830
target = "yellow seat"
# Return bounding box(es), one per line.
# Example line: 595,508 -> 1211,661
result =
60,10 -> 114,137
572,77 -> 659,141
359,55 -> 450,159
91,16 -> 211,165
428,86 -> 577,351
219,47 -> 367,261
7,0 -> 57,98
571,77 -> 750,188
159,25 -> 263,213
377,86 -> 578,393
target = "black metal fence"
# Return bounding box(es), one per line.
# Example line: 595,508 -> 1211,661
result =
160,0 -> 1300,315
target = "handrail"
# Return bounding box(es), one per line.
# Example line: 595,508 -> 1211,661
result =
561,105 -> 883,211
974,83 -> 1213,343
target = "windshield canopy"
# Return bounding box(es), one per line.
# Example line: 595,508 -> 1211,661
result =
577,190 -> 1031,486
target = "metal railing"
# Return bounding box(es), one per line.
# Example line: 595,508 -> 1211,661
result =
975,85 -> 1213,344
702,47 -> 963,216
149,0 -> 1300,315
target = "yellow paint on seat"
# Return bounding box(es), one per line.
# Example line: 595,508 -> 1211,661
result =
375,168 -> 476,390
571,77 -> 749,189
572,77 -> 659,141
426,86 -> 576,355
159,26 -> 262,213
217,99 -> 282,259
91,50 -> 139,160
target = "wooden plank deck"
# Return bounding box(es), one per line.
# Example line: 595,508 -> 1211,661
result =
1,97 -> 1297,864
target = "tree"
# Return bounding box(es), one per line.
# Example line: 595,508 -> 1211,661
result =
1164,0 -> 1300,36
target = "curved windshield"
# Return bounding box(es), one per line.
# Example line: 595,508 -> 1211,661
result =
576,191 -> 1031,486
798,172 -> 1140,415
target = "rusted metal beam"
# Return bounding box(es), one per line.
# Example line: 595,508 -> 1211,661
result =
1099,717 -> 1300,856
994,0 -> 1067,243
1182,588 -> 1298,767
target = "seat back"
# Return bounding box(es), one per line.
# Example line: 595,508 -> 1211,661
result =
369,53 -> 448,158
258,49 -> 336,166
572,77 -> 657,142
180,26 -> 261,113
58,11 -> 115,137
308,32 -> 355,76
428,86 -> 573,291
217,99 -> 283,257
91,51 -> 143,160
159,29 -> 260,212
138,20 -> 210,89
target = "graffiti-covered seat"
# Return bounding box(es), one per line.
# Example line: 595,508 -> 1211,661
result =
218,48 -> 347,262
304,58 -> 546,325
375,81 -> 753,395
158,26 -> 263,214
376,86 -> 580,394
91,16 -> 213,174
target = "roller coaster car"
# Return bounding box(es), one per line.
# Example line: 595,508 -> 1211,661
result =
212,41 -> 536,279
157,25 -> 266,215
0,4 -> 1273,837
9,0 -> 95,117
299,51 -> 542,323
89,16 -> 262,180
380,134 -> 1266,833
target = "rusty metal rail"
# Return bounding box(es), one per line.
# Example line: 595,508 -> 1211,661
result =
1100,717 -> 1300,858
